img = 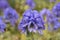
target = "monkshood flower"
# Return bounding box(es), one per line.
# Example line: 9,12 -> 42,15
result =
3,7 -> 19,26
47,15 -> 60,31
33,10 -> 45,34
52,2 -> 60,30
25,0 -> 35,9
47,16 -> 56,30
52,2 -> 60,17
40,8 -> 51,23
18,9 -> 45,34
0,17 -> 6,33
0,0 -> 9,10
40,8 -> 60,31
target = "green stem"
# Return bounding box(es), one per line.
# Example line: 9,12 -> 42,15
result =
31,32 -> 34,40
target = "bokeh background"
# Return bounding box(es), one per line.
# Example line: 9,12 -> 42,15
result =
0,0 -> 60,40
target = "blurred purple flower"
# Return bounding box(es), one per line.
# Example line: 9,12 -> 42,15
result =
0,0 -> 9,10
40,8 -> 60,31
0,17 -> 6,33
52,2 -> 60,17
40,8 -> 51,23
52,2 -> 60,30
18,9 -> 45,34
3,7 -> 19,26
49,0 -> 56,2
26,0 -> 35,9
47,14 -> 60,30
48,17 -> 56,30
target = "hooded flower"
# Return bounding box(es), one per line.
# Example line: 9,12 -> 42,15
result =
0,17 -> 6,33
40,8 -> 60,31
50,2 -> 60,30
18,9 -> 45,34
3,7 -> 19,26
47,13 -> 60,31
25,0 -> 35,9
52,2 -> 60,17
0,0 -> 9,10
40,8 -> 51,23
48,17 -> 57,30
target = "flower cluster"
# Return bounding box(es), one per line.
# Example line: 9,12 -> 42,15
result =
18,1 -> 60,35
0,0 -> 60,35
51,2 -> 60,30
3,7 -> 19,26
0,0 -> 19,32
18,9 -> 45,34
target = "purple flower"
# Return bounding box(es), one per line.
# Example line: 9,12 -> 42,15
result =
52,2 -> 60,30
0,17 -> 6,33
40,8 -> 51,23
47,14 -> 60,30
48,17 -> 56,30
48,22 -> 60,31
3,7 -> 19,26
52,2 -> 60,17
40,8 -> 60,31
25,0 -> 35,9
18,9 -> 45,34
49,0 -> 56,2
40,8 -> 51,17
0,0 -> 9,10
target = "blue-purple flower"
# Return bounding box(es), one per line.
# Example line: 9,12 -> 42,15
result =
0,0 -> 9,10
47,16 -> 57,30
3,7 -> 19,26
40,8 -> 51,23
25,0 -> 35,9
0,17 -> 6,33
40,8 -> 60,31
51,2 -> 60,30
47,13 -> 60,30
52,2 -> 60,17
18,9 -> 45,34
